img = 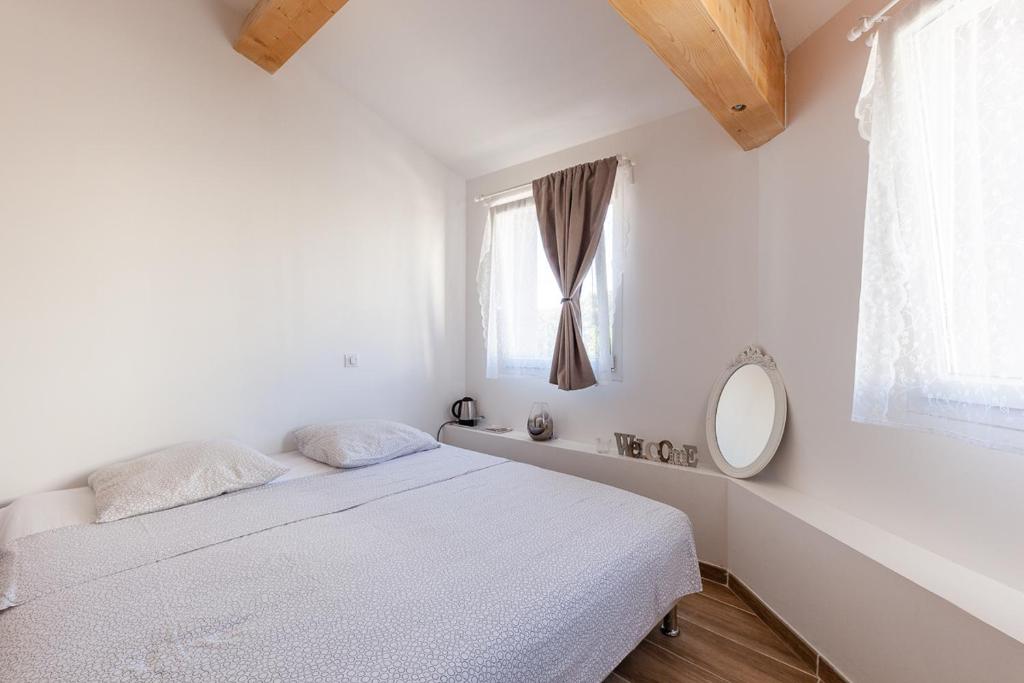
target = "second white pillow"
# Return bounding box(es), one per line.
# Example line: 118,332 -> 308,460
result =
293,419 -> 439,469
89,440 -> 288,523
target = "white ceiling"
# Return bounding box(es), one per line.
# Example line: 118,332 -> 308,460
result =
771,0 -> 853,53
225,0 -> 851,178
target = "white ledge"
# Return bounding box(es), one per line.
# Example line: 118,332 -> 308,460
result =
446,426 -> 726,477
733,476 -> 1024,645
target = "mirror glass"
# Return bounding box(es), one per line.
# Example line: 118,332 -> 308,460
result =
715,364 -> 775,468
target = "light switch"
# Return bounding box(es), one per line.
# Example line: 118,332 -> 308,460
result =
344,353 -> 359,368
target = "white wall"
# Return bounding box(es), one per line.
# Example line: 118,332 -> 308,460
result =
757,0 -> 1024,592
465,110 -> 759,460
0,0 -> 465,503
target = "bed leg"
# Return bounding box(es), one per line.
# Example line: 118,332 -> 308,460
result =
660,605 -> 680,637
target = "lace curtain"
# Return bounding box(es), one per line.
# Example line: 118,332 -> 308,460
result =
853,0 -> 1024,451
477,165 -> 630,382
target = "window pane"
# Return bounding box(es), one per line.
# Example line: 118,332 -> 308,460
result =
485,195 -> 618,378
579,207 -> 616,365
852,0 -> 1024,452
491,199 -> 554,371
916,1 -> 1024,382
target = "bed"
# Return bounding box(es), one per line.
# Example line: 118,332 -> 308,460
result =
0,444 -> 700,682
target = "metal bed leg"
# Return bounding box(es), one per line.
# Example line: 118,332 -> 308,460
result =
660,605 -> 679,637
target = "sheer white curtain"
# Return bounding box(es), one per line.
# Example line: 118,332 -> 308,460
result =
853,0 -> 1024,451
477,165 -> 630,381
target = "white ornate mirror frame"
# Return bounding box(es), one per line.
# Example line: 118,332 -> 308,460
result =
705,345 -> 788,479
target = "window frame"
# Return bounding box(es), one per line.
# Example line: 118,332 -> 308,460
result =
481,185 -> 626,383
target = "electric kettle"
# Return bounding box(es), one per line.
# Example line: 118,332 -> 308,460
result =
451,397 -> 481,426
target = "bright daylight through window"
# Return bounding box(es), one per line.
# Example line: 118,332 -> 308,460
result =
853,0 -> 1024,451
477,166 -> 630,383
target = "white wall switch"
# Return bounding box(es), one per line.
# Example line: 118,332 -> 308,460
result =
344,353 -> 359,368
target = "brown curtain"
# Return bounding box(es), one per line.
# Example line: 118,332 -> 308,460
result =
532,156 -> 618,391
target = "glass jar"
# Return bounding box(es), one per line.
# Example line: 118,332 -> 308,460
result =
526,402 -> 554,441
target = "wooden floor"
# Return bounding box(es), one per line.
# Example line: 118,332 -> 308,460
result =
606,579 -> 821,683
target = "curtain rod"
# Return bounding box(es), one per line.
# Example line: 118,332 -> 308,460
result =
474,156 -> 635,204
848,0 -> 903,42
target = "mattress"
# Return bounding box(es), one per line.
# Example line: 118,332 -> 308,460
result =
0,445 -> 700,682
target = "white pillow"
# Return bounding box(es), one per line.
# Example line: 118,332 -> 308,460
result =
292,419 -> 439,469
0,486 -> 95,547
88,440 -> 288,523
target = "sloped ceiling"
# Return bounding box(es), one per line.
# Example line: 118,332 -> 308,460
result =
225,0 -> 852,178
771,0 -> 853,53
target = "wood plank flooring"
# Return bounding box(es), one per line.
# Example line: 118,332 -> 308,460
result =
608,579 -> 822,683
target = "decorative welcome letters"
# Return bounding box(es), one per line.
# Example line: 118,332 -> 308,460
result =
613,433 -> 699,468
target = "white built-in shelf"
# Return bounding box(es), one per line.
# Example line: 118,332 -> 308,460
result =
448,425 -> 725,478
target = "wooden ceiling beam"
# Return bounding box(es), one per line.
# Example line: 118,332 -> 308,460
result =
235,0 -> 350,74
609,0 -> 786,150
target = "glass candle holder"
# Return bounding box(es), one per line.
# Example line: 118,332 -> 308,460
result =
526,402 -> 553,441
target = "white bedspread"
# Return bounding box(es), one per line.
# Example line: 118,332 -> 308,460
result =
0,446 -> 700,682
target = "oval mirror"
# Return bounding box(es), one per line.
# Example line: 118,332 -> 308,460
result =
706,346 -> 787,478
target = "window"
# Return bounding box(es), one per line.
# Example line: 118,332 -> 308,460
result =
852,0 -> 1024,451
477,166 -> 630,382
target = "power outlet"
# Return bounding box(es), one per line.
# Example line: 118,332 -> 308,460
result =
343,353 -> 359,368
